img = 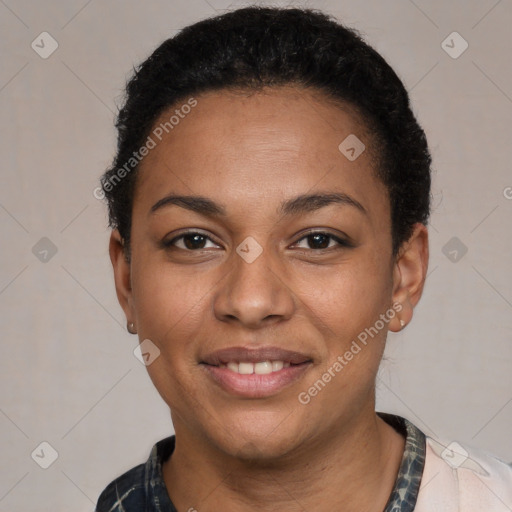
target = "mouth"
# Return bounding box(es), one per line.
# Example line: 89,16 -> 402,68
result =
200,346 -> 313,398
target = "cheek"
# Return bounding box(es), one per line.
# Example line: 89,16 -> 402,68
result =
130,257 -> 209,358
131,262 -> 209,412
299,257 -> 392,339
296,266 -> 391,417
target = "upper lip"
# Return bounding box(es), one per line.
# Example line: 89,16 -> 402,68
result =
201,346 -> 312,366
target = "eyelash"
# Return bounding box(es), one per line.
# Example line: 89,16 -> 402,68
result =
162,230 -> 353,252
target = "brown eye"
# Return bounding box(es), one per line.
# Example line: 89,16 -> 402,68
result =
164,232 -> 220,251
294,231 -> 352,251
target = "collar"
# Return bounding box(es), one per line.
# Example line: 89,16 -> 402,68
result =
144,413 -> 426,511
378,412 -> 426,511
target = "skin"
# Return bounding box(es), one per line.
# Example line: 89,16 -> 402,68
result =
109,85 -> 429,511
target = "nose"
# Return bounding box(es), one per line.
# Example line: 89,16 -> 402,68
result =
212,239 -> 295,329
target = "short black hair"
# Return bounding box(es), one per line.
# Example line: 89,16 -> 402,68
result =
100,5 -> 431,257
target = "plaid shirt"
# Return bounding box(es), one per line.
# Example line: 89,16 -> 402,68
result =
95,413 -> 426,512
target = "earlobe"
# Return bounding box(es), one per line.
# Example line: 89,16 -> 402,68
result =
109,230 -> 135,326
389,224 -> 429,332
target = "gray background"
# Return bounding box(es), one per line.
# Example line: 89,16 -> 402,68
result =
1,0 -> 511,510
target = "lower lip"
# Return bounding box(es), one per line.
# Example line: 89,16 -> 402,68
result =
201,363 -> 312,398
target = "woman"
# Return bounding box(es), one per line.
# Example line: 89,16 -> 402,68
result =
95,6 -> 512,511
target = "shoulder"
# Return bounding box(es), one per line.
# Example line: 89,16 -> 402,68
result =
95,435 -> 176,512
415,435 -> 512,512
95,462 -> 147,512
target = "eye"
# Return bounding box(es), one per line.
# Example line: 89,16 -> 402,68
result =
293,231 -> 352,251
163,231 -> 221,251
163,230 -> 352,253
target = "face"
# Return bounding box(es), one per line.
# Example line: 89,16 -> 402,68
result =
110,85 -> 428,460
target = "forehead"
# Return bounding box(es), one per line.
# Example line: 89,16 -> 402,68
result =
133,86 -> 388,223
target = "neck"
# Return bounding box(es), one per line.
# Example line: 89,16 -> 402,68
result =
162,410 -> 405,512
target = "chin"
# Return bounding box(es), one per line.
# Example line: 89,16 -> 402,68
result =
207,411 -> 306,461
225,434 -> 297,462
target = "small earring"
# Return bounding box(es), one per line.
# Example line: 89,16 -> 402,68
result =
399,319 -> 406,328
127,322 -> 137,334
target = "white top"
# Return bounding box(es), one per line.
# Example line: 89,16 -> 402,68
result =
415,436 -> 512,511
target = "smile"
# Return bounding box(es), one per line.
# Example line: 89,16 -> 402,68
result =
221,360 -> 290,374
201,362 -> 312,398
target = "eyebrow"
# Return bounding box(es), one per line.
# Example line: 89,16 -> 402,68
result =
149,191 -> 367,218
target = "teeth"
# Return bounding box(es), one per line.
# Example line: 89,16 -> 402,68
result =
272,361 -> 283,371
238,362 -> 254,375
254,361 -> 273,374
227,362 -> 239,373
224,360 -> 291,374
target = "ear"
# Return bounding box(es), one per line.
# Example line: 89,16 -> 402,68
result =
109,229 -> 135,328
388,223 -> 429,332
